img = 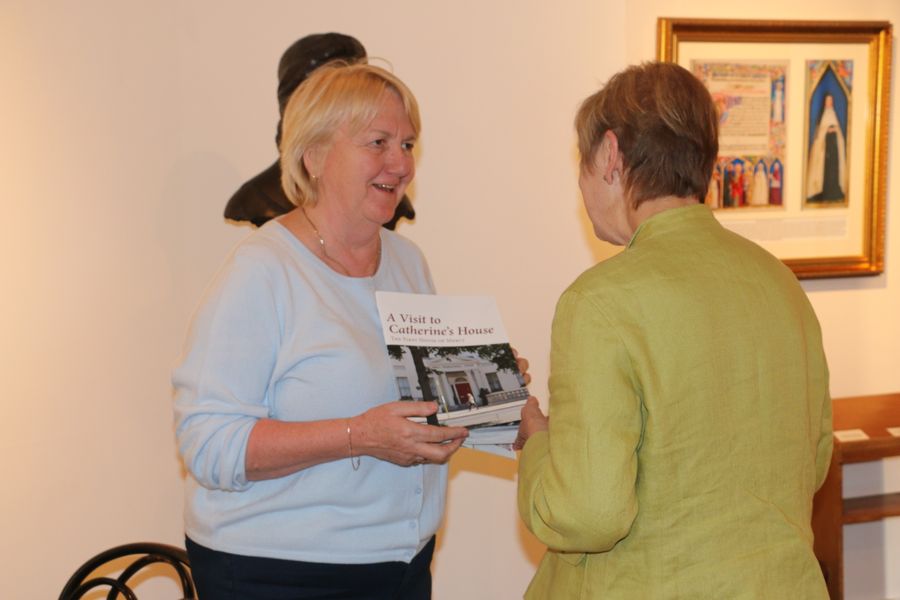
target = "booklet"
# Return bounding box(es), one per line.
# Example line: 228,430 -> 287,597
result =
463,424 -> 521,458
375,291 -> 528,456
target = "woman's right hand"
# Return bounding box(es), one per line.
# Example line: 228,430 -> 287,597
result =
351,402 -> 468,467
513,396 -> 548,450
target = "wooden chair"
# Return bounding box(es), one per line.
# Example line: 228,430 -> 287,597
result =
58,542 -> 195,600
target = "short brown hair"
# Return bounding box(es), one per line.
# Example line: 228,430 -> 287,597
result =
575,62 -> 718,206
279,62 -> 421,207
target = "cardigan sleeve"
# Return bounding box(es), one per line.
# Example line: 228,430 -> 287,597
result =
172,250 -> 281,492
518,288 -> 642,553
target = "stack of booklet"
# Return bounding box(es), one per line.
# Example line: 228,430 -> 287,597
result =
375,291 -> 529,458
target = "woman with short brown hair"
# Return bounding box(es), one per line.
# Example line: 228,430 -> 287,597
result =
516,62 -> 831,599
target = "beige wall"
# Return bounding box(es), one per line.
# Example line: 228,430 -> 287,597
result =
1,1 -> 897,598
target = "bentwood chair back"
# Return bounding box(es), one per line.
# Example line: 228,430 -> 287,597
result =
58,542 -> 195,600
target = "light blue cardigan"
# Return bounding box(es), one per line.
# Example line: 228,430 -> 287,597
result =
174,221 -> 443,564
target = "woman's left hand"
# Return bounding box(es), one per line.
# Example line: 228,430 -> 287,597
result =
352,401 -> 468,467
513,396 -> 548,450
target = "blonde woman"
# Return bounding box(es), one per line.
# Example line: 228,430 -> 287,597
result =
175,63 -> 467,599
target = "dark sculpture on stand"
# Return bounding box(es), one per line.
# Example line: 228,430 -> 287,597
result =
224,32 -> 415,229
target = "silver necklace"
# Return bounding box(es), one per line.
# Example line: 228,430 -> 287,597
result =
300,206 -> 381,276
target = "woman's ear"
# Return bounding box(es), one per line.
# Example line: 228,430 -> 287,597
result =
601,130 -> 623,184
302,145 -> 325,180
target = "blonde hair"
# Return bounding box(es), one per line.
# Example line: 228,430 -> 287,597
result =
279,62 -> 421,206
575,62 -> 718,207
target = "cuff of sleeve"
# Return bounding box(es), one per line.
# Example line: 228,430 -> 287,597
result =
517,430 -> 550,529
522,430 -> 549,459
228,419 -> 255,491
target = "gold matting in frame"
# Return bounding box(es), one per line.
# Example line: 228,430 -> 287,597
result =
658,18 -> 892,279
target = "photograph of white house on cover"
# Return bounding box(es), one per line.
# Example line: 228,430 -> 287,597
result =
387,343 -> 528,428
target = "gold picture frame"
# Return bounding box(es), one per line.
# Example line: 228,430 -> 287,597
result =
658,18 -> 892,279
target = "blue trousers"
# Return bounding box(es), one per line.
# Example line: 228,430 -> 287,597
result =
185,536 -> 435,600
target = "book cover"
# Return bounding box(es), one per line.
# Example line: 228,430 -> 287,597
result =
375,291 -> 529,432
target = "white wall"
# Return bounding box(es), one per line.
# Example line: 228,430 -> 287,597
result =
1,1 -> 897,598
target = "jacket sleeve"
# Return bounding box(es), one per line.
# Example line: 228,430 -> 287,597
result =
172,251 -> 280,491
518,288 -> 642,553
802,305 -> 832,492
813,373 -> 833,491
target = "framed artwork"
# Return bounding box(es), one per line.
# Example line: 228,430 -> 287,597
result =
657,19 -> 892,278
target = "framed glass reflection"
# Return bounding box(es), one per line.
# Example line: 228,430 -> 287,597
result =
658,19 -> 892,278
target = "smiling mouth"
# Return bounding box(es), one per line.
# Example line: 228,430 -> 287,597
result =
373,183 -> 396,192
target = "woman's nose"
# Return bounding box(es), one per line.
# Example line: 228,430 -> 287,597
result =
386,146 -> 414,177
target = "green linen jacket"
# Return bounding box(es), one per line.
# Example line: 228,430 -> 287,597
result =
518,204 -> 832,599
